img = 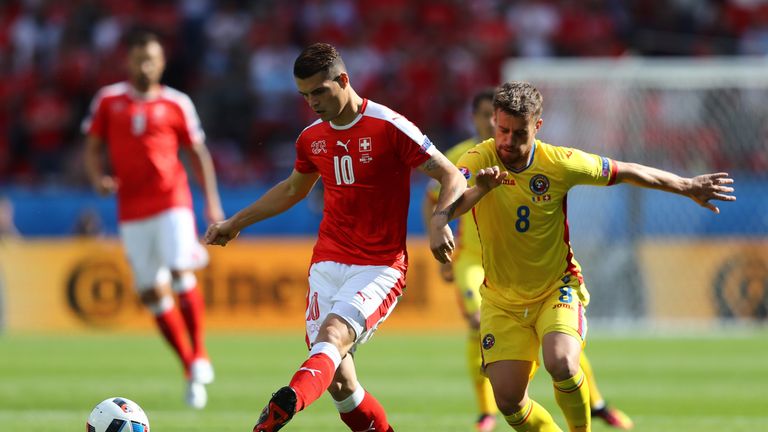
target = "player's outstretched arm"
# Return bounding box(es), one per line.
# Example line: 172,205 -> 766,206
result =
449,166 -> 508,221
205,169 -> 320,246
418,151 -> 467,263
614,161 -> 736,213
186,141 -> 224,224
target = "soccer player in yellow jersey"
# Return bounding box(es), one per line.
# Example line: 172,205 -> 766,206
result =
427,89 -> 638,431
427,89 -> 635,431
448,82 -> 735,432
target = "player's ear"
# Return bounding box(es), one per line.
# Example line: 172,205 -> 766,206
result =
335,72 -> 349,88
534,117 -> 543,131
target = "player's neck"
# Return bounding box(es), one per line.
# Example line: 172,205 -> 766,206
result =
501,142 -> 533,172
129,82 -> 162,99
331,92 -> 364,127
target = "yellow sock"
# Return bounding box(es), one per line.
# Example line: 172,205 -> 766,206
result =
504,399 -> 563,432
553,368 -> 591,432
468,331 -> 497,415
579,353 -> 604,408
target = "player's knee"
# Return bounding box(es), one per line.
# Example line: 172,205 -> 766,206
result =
139,288 -> 161,305
542,332 -> 582,380
139,288 -> 173,314
493,392 -> 526,416
542,353 -> 580,381
170,271 -> 196,293
317,317 -> 356,354
318,329 -> 351,356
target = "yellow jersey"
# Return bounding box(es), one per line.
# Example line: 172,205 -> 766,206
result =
456,138 -> 617,307
428,138 -> 482,259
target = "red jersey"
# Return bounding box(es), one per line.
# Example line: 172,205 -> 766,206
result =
295,99 -> 435,267
82,82 -> 204,222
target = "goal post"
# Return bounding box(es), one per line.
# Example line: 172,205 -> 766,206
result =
502,57 -> 768,326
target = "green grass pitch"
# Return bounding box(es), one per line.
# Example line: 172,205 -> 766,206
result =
1,329 -> 766,431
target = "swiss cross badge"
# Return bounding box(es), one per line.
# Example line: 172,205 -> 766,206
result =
359,137 -> 372,152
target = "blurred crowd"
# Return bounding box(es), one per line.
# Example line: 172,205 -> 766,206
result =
1,0 -> 768,186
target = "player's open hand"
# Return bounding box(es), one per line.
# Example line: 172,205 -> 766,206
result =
688,172 -> 736,213
204,220 -> 240,246
475,166 -> 508,192
429,223 -> 455,264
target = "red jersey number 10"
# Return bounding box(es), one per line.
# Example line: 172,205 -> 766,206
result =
131,111 -> 146,136
333,155 -> 355,185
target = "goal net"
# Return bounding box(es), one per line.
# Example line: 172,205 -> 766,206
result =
503,58 -> 768,326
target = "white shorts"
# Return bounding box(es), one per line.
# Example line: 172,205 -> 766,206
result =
306,261 -> 406,347
119,207 -> 208,290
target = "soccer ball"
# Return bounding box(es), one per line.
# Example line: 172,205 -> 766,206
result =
86,397 -> 150,432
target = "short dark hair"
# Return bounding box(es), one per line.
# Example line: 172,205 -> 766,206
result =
293,43 -> 346,79
471,88 -> 495,113
125,30 -> 160,50
493,81 -> 543,120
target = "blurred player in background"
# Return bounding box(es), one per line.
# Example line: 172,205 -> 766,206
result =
82,31 -> 223,409
449,81 -> 735,431
424,90 -> 635,431
205,42 -> 466,432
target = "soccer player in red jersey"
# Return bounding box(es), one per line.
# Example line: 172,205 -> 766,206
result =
82,31 -> 223,410
205,43 -> 466,432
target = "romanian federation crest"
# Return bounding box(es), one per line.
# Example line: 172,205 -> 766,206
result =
482,333 -> 495,350
529,174 -> 550,195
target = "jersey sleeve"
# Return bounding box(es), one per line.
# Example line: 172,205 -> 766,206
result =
81,90 -> 108,138
174,93 -> 205,147
293,134 -> 317,174
456,147 -> 485,188
390,115 -> 435,167
559,146 -> 618,187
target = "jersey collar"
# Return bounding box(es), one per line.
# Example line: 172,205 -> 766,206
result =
509,140 -> 537,173
127,82 -> 163,101
330,98 -> 368,130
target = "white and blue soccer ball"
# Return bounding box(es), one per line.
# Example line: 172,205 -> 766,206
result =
86,397 -> 150,432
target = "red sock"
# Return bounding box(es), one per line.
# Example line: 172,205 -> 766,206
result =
288,353 -> 337,411
339,391 -> 393,432
177,288 -> 207,358
154,308 -> 193,376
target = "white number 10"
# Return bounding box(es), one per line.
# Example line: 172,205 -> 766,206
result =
333,155 -> 355,185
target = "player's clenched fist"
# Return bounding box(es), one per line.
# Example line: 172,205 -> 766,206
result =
204,220 -> 240,246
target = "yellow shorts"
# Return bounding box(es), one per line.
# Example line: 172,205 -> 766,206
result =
479,276 -> 588,366
452,252 -> 484,316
